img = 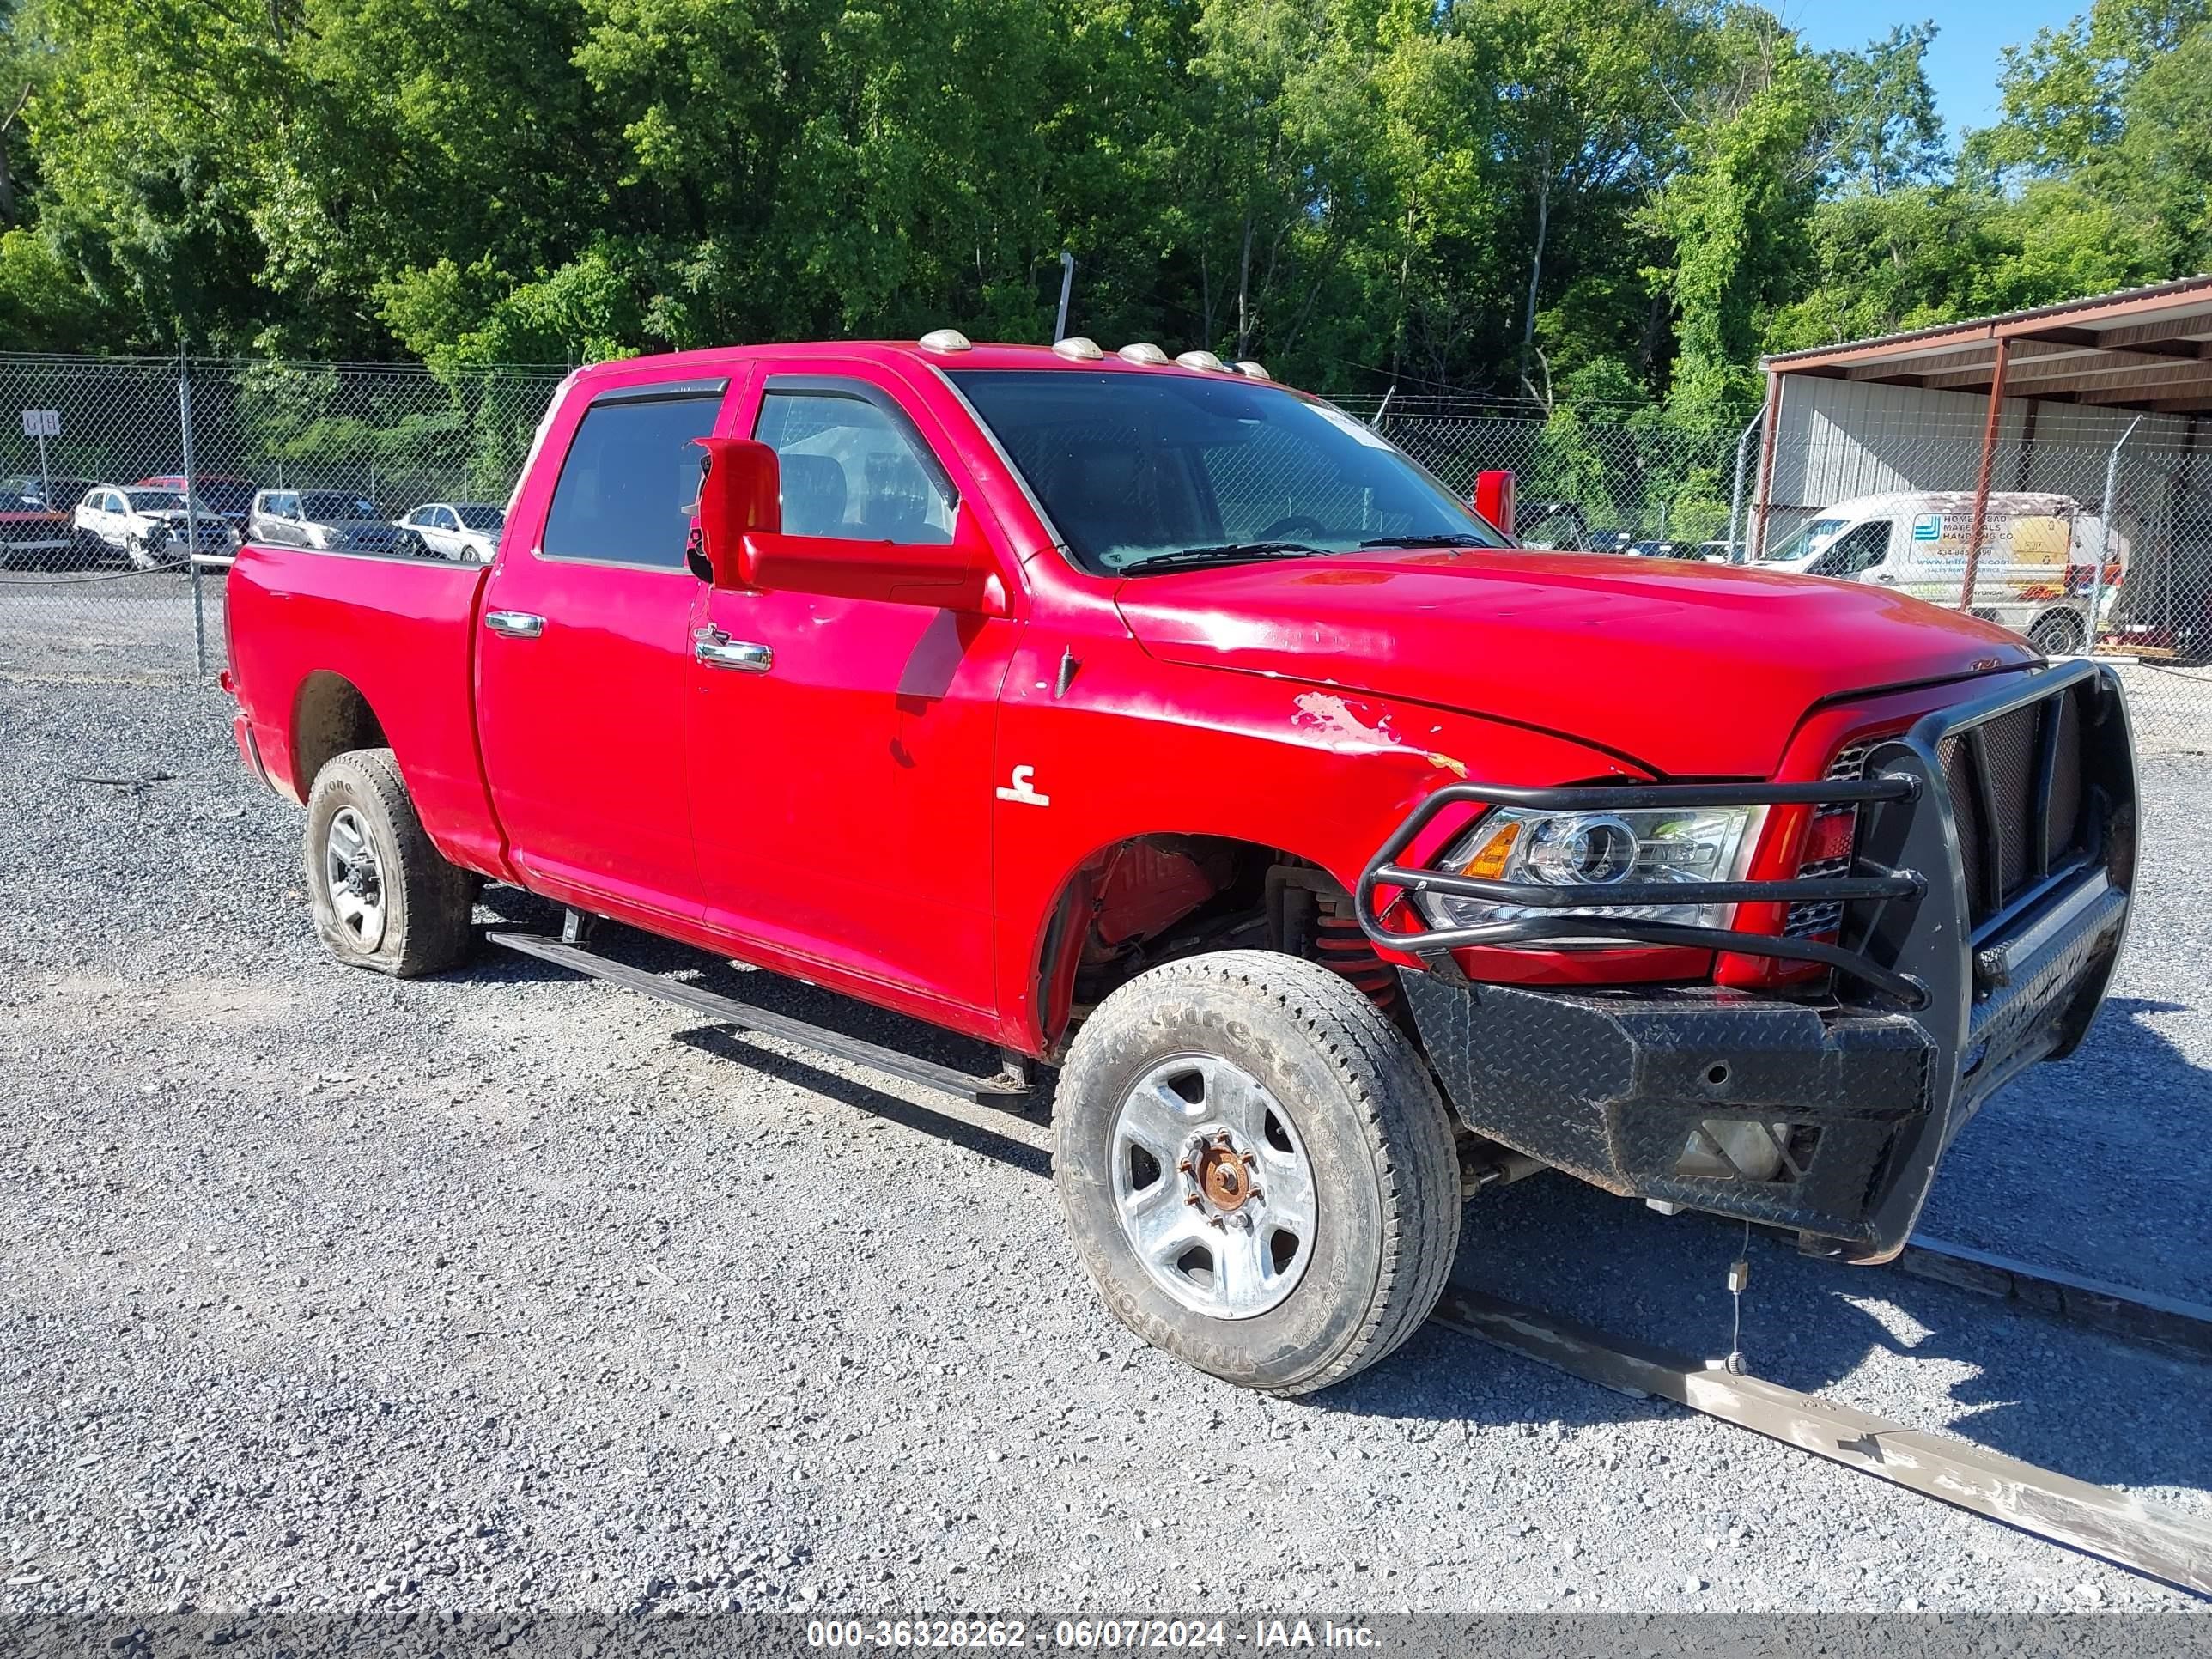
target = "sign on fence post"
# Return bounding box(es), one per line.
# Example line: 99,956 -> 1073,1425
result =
21,408 -> 59,504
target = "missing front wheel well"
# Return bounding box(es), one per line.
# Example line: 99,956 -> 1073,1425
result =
1038,842 -> 1407,1057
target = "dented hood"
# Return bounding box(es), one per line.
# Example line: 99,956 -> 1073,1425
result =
1114,549 -> 2036,776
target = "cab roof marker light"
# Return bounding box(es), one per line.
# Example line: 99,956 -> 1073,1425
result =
1232,361 -> 1271,380
1175,349 -> 1226,372
1051,337 -> 1104,361
1118,343 -> 1171,365
918,328 -> 973,353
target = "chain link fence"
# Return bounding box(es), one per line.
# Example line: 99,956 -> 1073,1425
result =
1364,399 -> 2212,755
0,355 -> 564,681
0,356 -> 2203,751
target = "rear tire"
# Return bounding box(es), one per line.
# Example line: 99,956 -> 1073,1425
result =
1053,950 -> 1461,1395
2029,611 -> 2087,657
304,748 -> 478,978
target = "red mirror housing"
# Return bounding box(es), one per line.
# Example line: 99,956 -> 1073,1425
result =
1473,469 -> 1516,539
692,436 -> 781,586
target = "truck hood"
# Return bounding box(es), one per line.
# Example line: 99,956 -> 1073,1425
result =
1113,549 -> 2036,776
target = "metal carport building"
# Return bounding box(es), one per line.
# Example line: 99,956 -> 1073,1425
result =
1747,277 -> 2212,736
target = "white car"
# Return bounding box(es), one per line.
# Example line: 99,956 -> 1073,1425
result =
395,501 -> 505,562
72,484 -> 231,570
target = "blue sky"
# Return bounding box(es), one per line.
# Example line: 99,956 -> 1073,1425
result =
1790,0 -> 2082,137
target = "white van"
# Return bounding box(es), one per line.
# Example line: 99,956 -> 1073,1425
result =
1753,491 -> 2126,655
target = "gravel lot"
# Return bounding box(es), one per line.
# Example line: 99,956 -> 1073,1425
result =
1,675 -> 2207,1618
0,572 -> 222,683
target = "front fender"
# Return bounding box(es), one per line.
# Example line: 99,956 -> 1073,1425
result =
988,636 -> 1650,1053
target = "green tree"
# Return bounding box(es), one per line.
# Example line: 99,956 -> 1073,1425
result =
1643,9 -> 1823,423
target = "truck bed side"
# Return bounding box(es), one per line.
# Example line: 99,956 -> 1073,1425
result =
227,543 -> 510,880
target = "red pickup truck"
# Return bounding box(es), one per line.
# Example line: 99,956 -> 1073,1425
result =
223,334 -> 2138,1395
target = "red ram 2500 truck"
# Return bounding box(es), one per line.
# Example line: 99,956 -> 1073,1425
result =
223,335 -> 2138,1395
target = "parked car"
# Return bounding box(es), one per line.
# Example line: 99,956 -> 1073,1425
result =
1625,538 -> 1678,558
223,335 -> 2138,1397
395,501 -> 505,562
1694,539 -> 1742,563
248,489 -> 430,556
1755,491 -> 2120,656
0,504 -> 73,569
2,475 -> 95,514
134,474 -> 258,539
72,484 -> 231,569
1511,501 -> 1589,550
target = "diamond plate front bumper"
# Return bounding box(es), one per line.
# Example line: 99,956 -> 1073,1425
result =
1389,660 -> 2138,1260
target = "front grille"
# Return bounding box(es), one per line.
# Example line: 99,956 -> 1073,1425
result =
1936,684 -> 2092,928
2046,691 -> 2084,871
1784,742 -> 1875,939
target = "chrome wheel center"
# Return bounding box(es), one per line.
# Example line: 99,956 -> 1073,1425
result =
1109,1054 -> 1316,1320
323,805 -> 387,951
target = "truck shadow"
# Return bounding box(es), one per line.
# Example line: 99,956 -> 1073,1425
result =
1917,996 -> 2211,1304
466,888 -> 1052,1182
672,1025 -> 1050,1180
1326,1170 -> 2211,1498
465,889 -> 2208,1498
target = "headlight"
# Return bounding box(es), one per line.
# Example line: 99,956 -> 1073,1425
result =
1415,805 -> 1763,942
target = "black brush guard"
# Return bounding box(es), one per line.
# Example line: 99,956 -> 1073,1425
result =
1356,660 -> 2138,1259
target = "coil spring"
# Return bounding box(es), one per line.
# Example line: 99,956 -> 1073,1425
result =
1312,896 -> 1401,1013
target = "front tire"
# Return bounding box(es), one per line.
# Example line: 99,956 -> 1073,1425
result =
305,748 -> 478,977
1054,951 -> 1461,1395
125,532 -> 171,572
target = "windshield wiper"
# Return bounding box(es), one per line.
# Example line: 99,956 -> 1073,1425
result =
1358,532 -> 1489,549
1119,542 -> 1322,574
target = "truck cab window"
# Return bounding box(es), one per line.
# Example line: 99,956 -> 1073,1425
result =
544,391 -> 723,568
755,388 -> 956,546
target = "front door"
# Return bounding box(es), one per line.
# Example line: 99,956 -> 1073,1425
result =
476,372 -> 738,922
686,365 -> 1018,1020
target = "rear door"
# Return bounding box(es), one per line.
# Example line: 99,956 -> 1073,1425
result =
476,370 -> 739,922
686,361 -> 1018,1018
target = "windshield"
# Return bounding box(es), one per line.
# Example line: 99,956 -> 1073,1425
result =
301,492 -> 379,520
455,504 -> 504,530
124,489 -> 185,512
1758,516 -> 1848,564
947,370 -> 1506,574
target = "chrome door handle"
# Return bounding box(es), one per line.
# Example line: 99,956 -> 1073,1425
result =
484,610 -> 545,639
694,629 -> 772,672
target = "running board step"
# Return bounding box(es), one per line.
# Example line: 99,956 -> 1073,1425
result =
486,931 -> 1034,1106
